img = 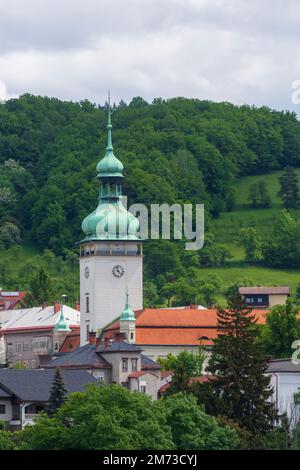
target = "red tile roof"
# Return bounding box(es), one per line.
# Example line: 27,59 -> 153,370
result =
161,371 -> 172,379
104,308 -> 269,347
159,375 -> 213,394
128,371 -> 147,378
60,330 -> 80,353
0,291 -> 26,309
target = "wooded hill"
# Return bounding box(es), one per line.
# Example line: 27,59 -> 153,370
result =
1,94 -> 300,306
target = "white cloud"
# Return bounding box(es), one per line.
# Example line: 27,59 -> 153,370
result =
0,0 -> 300,112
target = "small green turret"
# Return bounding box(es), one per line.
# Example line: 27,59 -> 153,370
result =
120,291 -> 136,343
120,291 -> 136,322
55,304 -> 71,332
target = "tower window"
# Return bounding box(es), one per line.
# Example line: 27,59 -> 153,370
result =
130,332 -> 134,341
86,295 -> 90,313
86,324 -> 90,340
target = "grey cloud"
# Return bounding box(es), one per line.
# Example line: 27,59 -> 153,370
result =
0,0 -> 300,113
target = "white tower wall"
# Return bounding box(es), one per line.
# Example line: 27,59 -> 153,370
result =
80,242 -> 143,345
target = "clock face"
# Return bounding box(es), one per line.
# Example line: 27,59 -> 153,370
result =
112,265 -> 125,278
85,267 -> 90,279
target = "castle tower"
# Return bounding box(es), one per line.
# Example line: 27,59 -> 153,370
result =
79,97 -> 143,345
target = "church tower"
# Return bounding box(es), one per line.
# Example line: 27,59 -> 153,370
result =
79,97 -> 143,345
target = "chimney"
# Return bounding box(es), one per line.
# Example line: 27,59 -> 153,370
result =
75,300 -> 80,311
104,337 -> 112,349
96,336 -> 101,348
54,300 -> 61,313
89,330 -> 96,346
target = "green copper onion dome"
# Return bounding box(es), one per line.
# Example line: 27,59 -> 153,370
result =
55,305 -> 71,332
81,200 -> 140,240
120,292 -> 136,322
80,94 -> 140,242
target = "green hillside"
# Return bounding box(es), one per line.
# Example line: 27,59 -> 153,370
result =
213,168 -> 300,250
1,167 -> 299,305
1,95 -> 300,306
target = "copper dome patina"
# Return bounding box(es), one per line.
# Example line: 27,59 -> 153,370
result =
96,107 -> 124,179
81,199 -> 140,241
120,291 -> 136,322
80,96 -> 140,242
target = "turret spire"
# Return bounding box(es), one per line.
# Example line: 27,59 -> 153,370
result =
80,92 -> 140,242
96,92 -> 124,180
106,91 -> 113,151
120,290 -> 136,321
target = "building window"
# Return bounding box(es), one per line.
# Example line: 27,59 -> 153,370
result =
7,343 -> 13,357
86,295 -> 90,313
140,385 -> 146,394
122,359 -> 128,372
130,332 -> 134,341
15,343 -> 22,353
86,324 -> 90,340
23,342 -> 32,352
131,358 -> 138,371
0,404 -> 6,414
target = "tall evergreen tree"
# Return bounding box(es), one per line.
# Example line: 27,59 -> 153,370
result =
258,181 -> 271,208
22,266 -> 54,307
278,166 -> 299,208
47,368 -> 67,418
247,183 -> 260,207
203,295 -> 277,442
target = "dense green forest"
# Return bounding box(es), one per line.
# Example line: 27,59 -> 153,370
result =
1,94 -> 300,307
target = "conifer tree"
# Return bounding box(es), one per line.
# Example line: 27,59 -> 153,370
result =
278,166 -> 299,208
258,181 -> 271,208
204,294 -> 277,442
47,368 -> 67,417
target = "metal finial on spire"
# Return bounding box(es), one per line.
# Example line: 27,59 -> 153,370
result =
107,90 -> 113,150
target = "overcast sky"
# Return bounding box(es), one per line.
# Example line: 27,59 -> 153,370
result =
1,0 -> 300,112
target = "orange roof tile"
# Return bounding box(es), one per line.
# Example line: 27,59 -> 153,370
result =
60,330 -> 80,353
104,308 -> 270,347
106,308 -> 268,330
136,327 -> 216,346
128,371 -> 147,379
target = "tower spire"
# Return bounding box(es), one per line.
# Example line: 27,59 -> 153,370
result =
106,90 -> 113,151
120,290 -> 136,321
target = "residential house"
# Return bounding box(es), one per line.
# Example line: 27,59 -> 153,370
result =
45,332 -> 162,400
267,359 -> 300,425
239,286 -> 290,308
0,369 -> 97,429
0,302 -> 80,368
0,291 -> 26,311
